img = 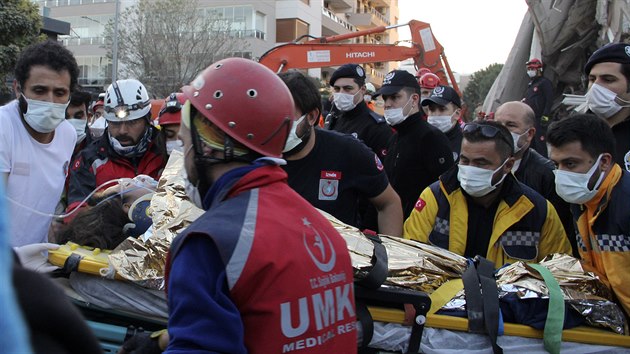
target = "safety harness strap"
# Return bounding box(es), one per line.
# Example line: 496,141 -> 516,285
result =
529,263 -> 564,354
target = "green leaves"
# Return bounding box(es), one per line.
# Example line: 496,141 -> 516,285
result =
463,63 -> 503,120
0,0 -> 42,92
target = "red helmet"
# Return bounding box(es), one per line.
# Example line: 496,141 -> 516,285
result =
92,100 -> 104,113
157,92 -> 185,126
181,58 -> 294,158
526,58 -> 543,69
419,73 -> 440,89
415,67 -> 431,78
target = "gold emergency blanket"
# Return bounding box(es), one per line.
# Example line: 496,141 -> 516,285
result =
321,211 -> 467,293
108,150 -> 204,289
442,253 -> 628,335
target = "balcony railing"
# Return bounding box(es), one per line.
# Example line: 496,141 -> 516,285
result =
322,7 -> 356,32
60,36 -> 106,46
361,7 -> 390,26
39,0 -> 115,7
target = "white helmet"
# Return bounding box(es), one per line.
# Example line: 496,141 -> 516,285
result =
365,82 -> 376,94
104,79 -> 151,121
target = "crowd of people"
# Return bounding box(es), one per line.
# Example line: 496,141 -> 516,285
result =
1,38 -> 629,353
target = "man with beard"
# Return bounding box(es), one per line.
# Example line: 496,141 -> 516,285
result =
0,41 -> 78,246
279,71 -> 402,236
66,79 -> 165,215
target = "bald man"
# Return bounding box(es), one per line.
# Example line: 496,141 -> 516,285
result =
495,101 -> 577,256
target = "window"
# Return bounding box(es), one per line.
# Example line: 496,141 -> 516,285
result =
276,18 -> 309,43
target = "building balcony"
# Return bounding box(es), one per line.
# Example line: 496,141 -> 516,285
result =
370,0 -> 391,7
347,8 -> 390,29
322,7 -> 355,36
59,36 -> 106,46
325,0 -> 353,11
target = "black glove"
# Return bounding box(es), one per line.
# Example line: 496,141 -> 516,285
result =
117,332 -> 162,354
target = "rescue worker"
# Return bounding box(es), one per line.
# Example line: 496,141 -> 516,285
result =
375,70 -> 454,219
279,70 -> 403,236
156,92 -> 184,158
404,120 -> 571,268
583,42 -> 630,172
165,58 -> 357,353
494,101 -> 577,256
66,90 -> 93,156
547,113 -> 630,317
522,58 -> 553,157
89,98 -> 107,139
423,85 -> 463,161
66,79 -> 166,214
1,40 -> 78,247
364,82 -> 377,111
418,73 -> 440,119
324,63 -> 392,159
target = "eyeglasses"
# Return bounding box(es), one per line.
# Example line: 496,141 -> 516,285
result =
463,123 -> 513,150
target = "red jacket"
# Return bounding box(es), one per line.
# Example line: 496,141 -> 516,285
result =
167,165 -> 357,353
66,128 -> 165,213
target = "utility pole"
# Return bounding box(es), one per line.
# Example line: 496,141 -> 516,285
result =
112,0 -> 120,83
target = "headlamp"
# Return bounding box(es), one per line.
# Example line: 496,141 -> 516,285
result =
104,100 -> 151,119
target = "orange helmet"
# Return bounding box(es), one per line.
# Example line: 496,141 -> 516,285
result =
526,58 -> 543,69
419,73 -> 441,89
181,58 -> 294,158
415,67 -> 431,78
157,92 -> 185,126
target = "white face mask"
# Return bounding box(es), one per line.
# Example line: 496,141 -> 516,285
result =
89,116 -> 107,138
586,83 -> 630,119
427,113 -> 454,133
67,118 -> 87,144
166,139 -> 184,155
457,159 -> 508,197
21,95 -> 69,133
364,95 -> 372,102
527,70 -> 537,78
283,114 -> 307,153
333,91 -> 360,112
184,175 -> 204,209
384,97 -> 413,126
510,130 -> 529,154
554,154 -> 605,204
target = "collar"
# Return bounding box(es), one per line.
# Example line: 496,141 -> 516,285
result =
583,164 -> 622,220
341,100 -> 369,119
392,111 -> 423,132
201,162 -> 288,209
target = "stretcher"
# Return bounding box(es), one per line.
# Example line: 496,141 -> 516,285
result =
51,243 -> 630,354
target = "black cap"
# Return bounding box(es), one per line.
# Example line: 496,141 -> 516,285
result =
584,42 -> 630,75
374,70 -> 421,97
329,64 -> 366,86
421,85 -> 461,108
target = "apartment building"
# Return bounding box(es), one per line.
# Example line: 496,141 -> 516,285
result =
37,0 -> 399,92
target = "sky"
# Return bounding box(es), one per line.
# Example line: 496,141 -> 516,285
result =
397,0 -> 529,75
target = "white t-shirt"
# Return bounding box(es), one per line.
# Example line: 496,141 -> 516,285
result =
0,100 -> 76,247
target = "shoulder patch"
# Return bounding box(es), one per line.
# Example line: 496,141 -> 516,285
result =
374,154 -> 384,171
414,198 -> 426,212
72,156 -> 83,171
369,110 -> 386,124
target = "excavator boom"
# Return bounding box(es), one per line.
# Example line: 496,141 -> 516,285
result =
258,20 -> 460,95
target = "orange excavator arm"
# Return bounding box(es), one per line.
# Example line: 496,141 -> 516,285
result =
258,20 -> 460,96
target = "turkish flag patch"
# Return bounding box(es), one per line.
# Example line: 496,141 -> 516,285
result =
414,198 -> 426,212
72,156 -> 82,171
